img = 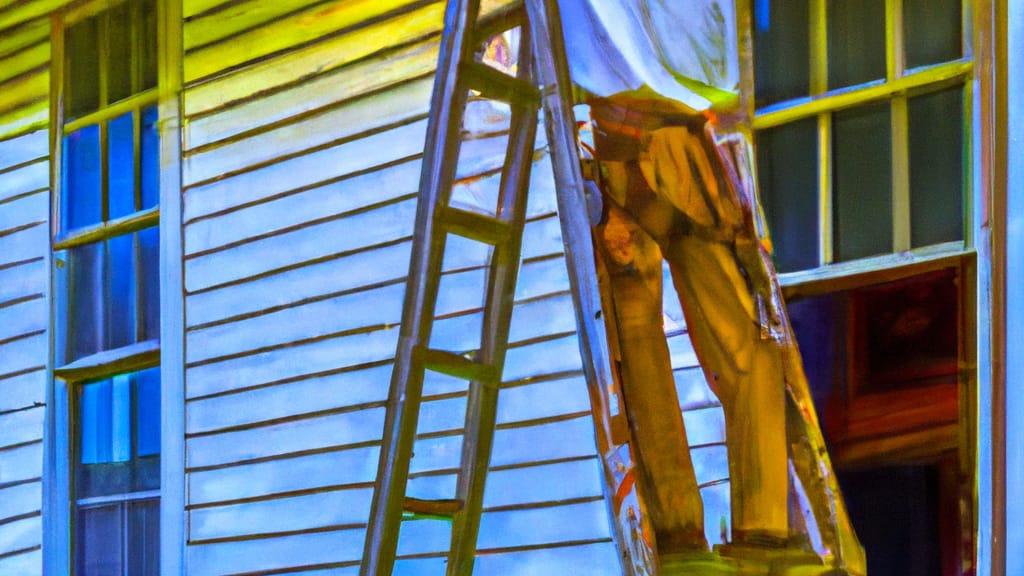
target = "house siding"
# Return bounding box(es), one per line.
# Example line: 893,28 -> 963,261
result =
0,99 -> 50,576
0,0 -> 723,572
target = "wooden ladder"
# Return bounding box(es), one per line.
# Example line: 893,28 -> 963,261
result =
359,0 -> 629,574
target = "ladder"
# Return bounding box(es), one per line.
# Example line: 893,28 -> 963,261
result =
359,0 -> 627,574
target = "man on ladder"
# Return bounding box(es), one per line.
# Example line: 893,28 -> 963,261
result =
360,0 -> 866,574
556,0 -> 867,574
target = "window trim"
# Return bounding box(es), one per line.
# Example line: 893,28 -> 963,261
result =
740,0 -> 976,284
41,0 -> 184,573
737,0 -> 994,573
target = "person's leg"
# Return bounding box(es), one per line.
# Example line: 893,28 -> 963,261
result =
617,122 -> 790,541
594,200 -> 708,553
661,234 -> 790,542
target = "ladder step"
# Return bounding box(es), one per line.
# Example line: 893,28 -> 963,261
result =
462,61 -> 541,107
419,347 -> 499,383
403,497 -> 464,519
441,206 -> 511,245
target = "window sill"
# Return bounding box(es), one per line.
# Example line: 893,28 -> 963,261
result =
55,339 -> 160,381
54,206 -> 159,251
779,241 -> 970,300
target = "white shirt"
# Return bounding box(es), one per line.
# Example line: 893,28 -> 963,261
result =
557,0 -> 740,113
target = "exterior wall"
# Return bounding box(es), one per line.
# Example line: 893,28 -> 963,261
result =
179,1 -> 623,572
0,0 -> 721,573
0,13 -> 53,571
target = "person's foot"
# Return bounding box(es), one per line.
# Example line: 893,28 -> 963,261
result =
660,548 -> 737,575
716,531 -> 835,576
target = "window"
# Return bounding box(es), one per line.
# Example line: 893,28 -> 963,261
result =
747,2 -> 976,574
53,0 -> 161,573
751,0 -> 968,275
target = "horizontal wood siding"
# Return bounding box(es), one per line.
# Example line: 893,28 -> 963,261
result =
179,0 -> 724,573
0,123 -> 49,574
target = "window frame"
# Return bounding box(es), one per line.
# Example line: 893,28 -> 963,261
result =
740,0 -> 976,297
737,0 -> 993,572
42,0 -> 184,573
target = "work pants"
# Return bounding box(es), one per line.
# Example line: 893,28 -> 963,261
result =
592,120 -> 789,554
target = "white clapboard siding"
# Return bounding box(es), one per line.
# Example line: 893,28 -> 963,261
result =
0,119 -> 50,575
0,371 -> 45,416
186,528 -> 367,576
0,442 -> 43,486
185,41 -> 438,150
184,156 -> 422,256
182,118 -> 427,224
0,159 -> 48,203
180,0 -> 723,571
184,78 -> 434,187
189,445 -> 382,506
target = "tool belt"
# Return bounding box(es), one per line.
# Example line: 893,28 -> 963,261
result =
586,97 -> 785,341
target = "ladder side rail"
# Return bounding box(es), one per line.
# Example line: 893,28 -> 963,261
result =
524,0 -> 635,573
447,26 -> 541,576
361,0 -> 482,573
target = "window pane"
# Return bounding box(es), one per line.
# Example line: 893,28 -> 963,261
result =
141,0 -> 158,91
66,15 -> 100,119
107,233 -> 136,349
139,226 -> 160,341
79,377 -> 131,465
80,379 -> 113,465
833,102 -> 892,261
909,87 -> 964,247
753,0 -> 810,105
76,504 -> 123,576
111,374 -> 132,462
136,366 -> 160,457
77,369 -> 160,497
756,118 -> 819,272
106,2 -> 133,104
108,112 -> 137,221
128,499 -> 160,576
69,241 -> 105,361
140,106 -> 159,210
828,0 -> 886,89
64,125 -> 103,232
904,0 -> 962,69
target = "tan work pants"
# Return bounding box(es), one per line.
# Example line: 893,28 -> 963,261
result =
593,121 -> 789,554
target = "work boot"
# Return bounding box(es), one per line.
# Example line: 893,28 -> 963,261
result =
660,548 -> 737,575
716,531 -> 828,576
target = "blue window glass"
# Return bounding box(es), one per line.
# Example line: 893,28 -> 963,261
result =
904,0 -> 962,69
828,0 -> 886,90
139,226 -> 160,341
64,125 -> 102,232
141,0 -> 158,91
756,118 -> 819,272
136,367 -> 160,457
753,0 -> 810,106
909,87 -> 964,248
68,241 -> 105,361
77,369 -> 160,498
140,106 -> 159,210
79,379 -> 113,465
67,228 -> 158,359
79,377 -> 131,465
76,505 -> 122,576
128,499 -> 160,576
108,111 -> 137,220
106,2 -> 132,104
65,15 -> 100,119
833,102 -> 893,261
107,233 -> 136,350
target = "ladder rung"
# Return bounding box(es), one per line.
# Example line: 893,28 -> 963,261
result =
462,61 -> 540,107
403,497 -> 464,519
441,206 -> 511,245
418,347 -> 498,383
